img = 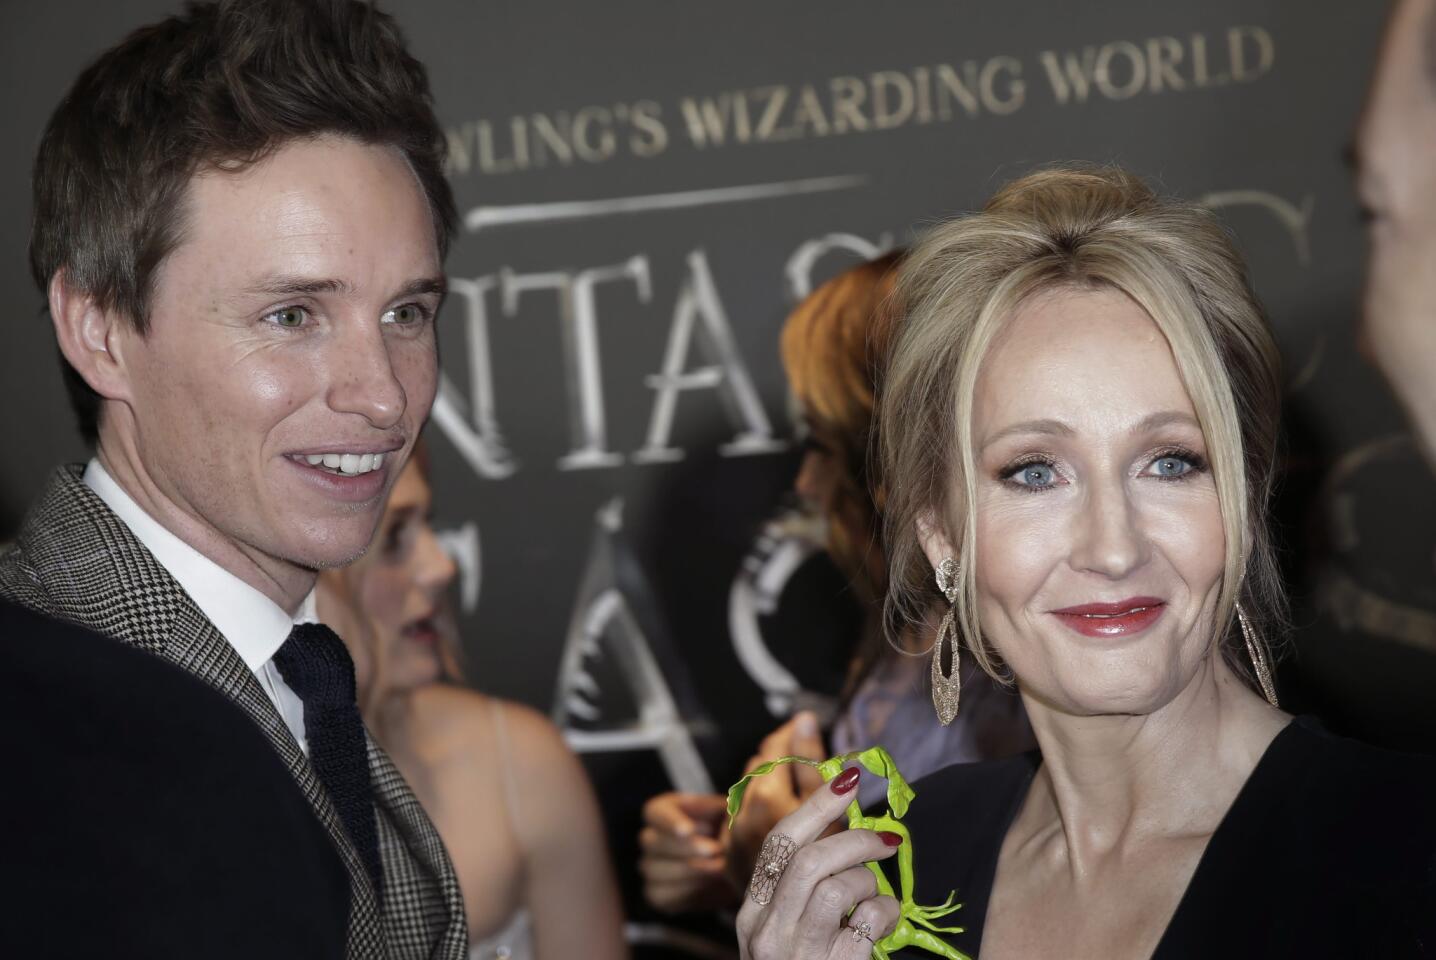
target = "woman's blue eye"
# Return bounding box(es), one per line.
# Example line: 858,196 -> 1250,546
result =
1150,456 -> 1193,479
1013,463 -> 1056,487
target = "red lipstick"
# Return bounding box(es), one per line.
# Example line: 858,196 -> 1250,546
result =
1050,597 -> 1166,638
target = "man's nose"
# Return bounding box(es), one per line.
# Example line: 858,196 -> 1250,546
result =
325,320 -> 405,429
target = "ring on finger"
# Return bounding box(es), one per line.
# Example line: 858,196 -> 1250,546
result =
748,833 -> 799,905
848,918 -> 874,943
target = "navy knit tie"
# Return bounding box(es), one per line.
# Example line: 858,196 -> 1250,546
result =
273,622 -> 384,899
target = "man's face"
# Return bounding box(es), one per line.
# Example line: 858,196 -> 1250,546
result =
115,135 -> 443,578
1357,0 -> 1436,459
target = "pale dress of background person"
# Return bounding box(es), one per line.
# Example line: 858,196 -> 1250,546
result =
317,447 -> 628,960
1356,0 -> 1436,467
733,166 -> 1436,960
637,253 -> 1032,918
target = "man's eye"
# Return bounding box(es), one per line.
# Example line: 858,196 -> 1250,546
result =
264,306 -> 307,328
383,304 -> 428,326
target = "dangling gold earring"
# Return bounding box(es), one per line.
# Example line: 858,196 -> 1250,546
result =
1237,603 -> 1278,708
931,556 -> 961,725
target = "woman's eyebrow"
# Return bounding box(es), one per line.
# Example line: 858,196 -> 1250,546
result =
981,418 -> 1075,449
386,505 -> 420,529
1133,411 -> 1201,434
981,412 -> 1199,450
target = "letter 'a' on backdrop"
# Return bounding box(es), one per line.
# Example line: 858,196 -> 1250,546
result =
4,1 -> 1433,953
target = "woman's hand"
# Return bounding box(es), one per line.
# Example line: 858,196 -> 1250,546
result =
638,791 -> 735,914
637,711 -> 829,915
727,711 -> 828,888
736,767 -> 902,959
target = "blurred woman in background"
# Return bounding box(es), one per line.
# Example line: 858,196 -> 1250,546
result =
783,252 -> 1034,790
318,446 -> 628,960
637,252 -> 1033,916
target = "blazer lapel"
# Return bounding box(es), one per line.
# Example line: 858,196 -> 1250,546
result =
166,605 -> 387,953
368,740 -> 470,959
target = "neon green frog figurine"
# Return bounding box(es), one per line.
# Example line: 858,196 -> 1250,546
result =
727,745 -> 972,960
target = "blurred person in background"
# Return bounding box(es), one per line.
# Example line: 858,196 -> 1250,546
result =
317,444 -> 628,960
1356,0 -> 1436,464
637,252 -> 1033,916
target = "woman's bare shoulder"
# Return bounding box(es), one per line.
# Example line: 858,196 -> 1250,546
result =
404,685 -> 582,785
404,682 -> 490,737
488,697 -> 589,789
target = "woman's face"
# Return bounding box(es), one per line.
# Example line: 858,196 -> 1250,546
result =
944,287 -> 1227,716
794,422 -> 844,519
322,459 -> 456,696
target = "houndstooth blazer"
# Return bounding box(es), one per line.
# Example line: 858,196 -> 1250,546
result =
0,465 -> 468,960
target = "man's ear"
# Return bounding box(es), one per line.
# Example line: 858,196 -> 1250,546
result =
48,271 -> 134,406
915,508 -> 958,572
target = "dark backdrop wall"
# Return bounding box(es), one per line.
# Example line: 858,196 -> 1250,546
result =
4,1 -> 1434,951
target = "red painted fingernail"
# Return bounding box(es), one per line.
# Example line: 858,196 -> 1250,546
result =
830,767 -> 861,795
878,831 -> 903,847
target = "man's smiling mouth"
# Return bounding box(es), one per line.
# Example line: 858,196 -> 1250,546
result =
291,452 -> 387,477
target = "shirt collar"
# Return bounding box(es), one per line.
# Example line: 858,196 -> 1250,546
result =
83,458 -> 315,670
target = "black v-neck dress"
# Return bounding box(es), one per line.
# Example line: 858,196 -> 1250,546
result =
885,717 -> 1436,958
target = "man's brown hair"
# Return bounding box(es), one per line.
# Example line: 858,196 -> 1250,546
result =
30,0 -> 457,442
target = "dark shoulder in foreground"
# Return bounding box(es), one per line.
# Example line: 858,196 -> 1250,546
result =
0,601 -> 349,959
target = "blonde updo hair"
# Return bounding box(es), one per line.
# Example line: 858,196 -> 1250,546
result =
880,165 -> 1286,693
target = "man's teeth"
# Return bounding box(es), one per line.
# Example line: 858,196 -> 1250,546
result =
302,452 -> 385,476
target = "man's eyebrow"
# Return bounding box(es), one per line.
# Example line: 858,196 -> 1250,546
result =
235,275 -> 446,300
241,275 -> 353,297
392,276 -> 447,300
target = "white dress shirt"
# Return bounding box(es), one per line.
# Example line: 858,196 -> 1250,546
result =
84,459 -> 313,754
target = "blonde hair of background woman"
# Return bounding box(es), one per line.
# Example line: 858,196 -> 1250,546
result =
880,165 -> 1287,693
